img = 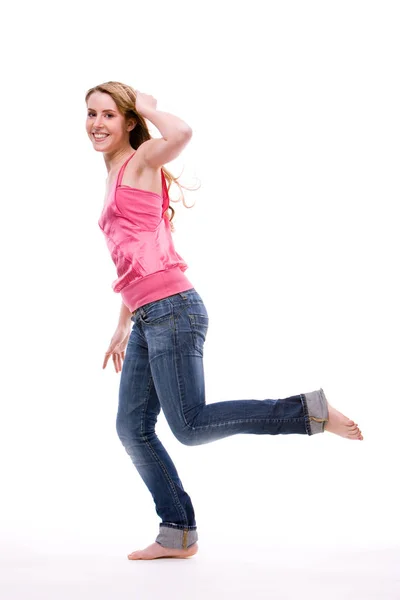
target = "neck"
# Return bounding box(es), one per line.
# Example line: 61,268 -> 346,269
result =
103,145 -> 135,174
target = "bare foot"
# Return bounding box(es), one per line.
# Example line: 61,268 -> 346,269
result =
324,402 -> 363,440
127,541 -> 198,560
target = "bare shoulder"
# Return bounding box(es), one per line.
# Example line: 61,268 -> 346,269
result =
131,140 -> 160,173
121,144 -> 163,193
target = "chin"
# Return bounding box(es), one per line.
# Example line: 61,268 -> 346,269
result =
92,144 -> 110,153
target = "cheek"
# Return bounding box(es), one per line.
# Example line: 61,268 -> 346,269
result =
112,122 -> 123,135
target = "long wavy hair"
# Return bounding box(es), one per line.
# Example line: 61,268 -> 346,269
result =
85,81 -> 198,232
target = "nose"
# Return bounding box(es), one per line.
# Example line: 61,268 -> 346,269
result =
93,114 -> 104,128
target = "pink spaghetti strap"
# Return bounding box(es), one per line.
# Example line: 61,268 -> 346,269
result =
161,169 -> 169,214
116,151 -> 169,213
116,152 -> 136,187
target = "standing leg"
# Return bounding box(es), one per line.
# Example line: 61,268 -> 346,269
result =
116,317 -> 198,559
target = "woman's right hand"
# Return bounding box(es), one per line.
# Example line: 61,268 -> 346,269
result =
134,90 -> 157,116
103,325 -> 131,373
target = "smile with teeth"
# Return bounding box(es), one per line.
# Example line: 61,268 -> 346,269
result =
93,133 -> 109,141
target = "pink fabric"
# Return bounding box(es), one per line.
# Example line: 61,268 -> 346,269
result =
98,152 -> 193,313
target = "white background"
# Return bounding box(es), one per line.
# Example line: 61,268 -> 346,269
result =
1,0 -> 399,597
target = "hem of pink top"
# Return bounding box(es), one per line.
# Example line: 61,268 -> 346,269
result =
120,266 -> 194,314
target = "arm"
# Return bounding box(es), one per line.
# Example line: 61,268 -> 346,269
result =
140,105 -> 192,140
135,92 -> 192,169
118,300 -> 132,329
102,301 -> 131,372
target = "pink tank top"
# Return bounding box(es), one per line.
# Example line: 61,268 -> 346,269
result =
98,152 -> 193,313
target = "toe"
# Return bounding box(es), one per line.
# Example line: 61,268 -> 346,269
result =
348,430 -> 360,438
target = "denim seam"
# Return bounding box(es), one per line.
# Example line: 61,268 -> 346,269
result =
171,305 -> 196,439
187,417 -> 306,431
139,376 -> 188,526
300,393 -> 312,436
161,523 -> 197,531
188,314 -> 199,352
183,297 -> 202,355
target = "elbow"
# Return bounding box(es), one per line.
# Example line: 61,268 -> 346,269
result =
167,127 -> 192,151
163,127 -> 192,145
177,126 -> 193,139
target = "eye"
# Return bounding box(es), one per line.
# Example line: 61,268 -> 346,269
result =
87,112 -> 114,118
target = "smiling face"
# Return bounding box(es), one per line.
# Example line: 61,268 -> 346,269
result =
86,91 -> 135,153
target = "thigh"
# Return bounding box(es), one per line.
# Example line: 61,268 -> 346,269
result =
118,322 -> 161,432
136,290 -> 209,437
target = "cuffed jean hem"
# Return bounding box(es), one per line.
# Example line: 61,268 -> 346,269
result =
301,388 -> 329,435
155,523 -> 198,549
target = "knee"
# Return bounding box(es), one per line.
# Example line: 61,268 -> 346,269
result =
116,412 -> 127,441
171,423 -> 200,447
116,413 -> 142,449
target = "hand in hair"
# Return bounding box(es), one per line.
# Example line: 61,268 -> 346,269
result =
135,90 -> 157,116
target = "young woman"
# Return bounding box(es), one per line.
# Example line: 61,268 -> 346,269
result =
85,81 -> 363,561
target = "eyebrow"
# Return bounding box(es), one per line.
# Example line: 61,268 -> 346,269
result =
87,108 -> 117,112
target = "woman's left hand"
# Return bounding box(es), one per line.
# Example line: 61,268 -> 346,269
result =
135,90 -> 157,115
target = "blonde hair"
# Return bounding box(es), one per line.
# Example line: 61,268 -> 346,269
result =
85,81 -> 198,231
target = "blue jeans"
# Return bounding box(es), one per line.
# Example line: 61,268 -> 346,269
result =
116,288 -> 329,549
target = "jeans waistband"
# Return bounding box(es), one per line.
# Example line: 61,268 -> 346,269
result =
132,287 -> 198,316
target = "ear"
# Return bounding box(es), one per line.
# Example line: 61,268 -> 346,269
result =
127,118 -> 136,132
